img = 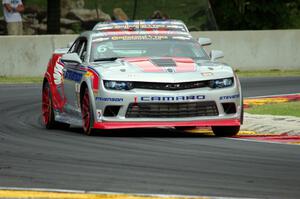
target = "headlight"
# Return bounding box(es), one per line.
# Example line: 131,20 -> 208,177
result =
209,77 -> 234,89
104,80 -> 133,90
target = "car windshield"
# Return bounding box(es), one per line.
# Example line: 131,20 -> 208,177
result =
90,38 -> 209,62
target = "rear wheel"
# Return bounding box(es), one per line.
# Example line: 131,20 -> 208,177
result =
212,126 -> 240,137
42,81 -> 69,129
81,88 -> 94,135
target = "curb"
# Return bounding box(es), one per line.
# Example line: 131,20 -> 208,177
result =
0,188 -> 250,199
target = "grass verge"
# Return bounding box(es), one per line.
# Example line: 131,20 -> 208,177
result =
0,76 -> 43,84
245,101 -> 300,117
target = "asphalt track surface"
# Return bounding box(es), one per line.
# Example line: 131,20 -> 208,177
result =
0,77 -> 300,199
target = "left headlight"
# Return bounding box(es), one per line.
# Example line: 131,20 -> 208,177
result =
104,80 -> 133,90
209,77 -> 234,89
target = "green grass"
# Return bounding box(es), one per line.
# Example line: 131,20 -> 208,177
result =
236,69 -> 300,77
245,101 -> 300,117
0,76 -> 42,84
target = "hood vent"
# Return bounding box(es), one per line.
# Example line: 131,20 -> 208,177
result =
150,58 -> 176,67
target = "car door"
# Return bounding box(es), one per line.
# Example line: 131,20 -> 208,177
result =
62,37 -> 88,116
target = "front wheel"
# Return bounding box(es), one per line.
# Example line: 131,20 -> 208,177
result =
42,81 -> 70,129
212,126 -> 240,137
81,88 -> 94,135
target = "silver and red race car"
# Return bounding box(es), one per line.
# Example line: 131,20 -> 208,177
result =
42,20 -> 243,136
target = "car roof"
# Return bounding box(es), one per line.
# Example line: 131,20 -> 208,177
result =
92,20 -> 189,33
80,20 -> 192,40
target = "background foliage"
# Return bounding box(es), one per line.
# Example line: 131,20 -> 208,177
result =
1,0 -> 300,31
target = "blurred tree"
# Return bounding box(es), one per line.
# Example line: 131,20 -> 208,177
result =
47,0 -> 60,34
210,0 -> 297,30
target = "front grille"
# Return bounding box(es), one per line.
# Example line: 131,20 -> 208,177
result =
126,101 -> 219,118
150,58 -> 176,67
133,81 -> 210,90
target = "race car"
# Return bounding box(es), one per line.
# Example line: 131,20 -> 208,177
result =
42,20 -> 243,136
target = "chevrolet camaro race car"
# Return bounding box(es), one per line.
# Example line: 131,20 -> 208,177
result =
42,20 -> 243,136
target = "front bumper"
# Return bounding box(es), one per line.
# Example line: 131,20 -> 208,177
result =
91,79 -> 242,129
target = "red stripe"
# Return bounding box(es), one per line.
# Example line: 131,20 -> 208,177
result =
123,57 -> 164,72
173,57 -> 196,73
123,57 -> 196,73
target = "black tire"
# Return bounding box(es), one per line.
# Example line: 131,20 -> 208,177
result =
81,87 -> 95,136
212,126 -> 240,137
42,81 -> 70,129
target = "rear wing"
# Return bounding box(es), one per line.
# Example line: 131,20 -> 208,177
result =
93,20 -> 189,33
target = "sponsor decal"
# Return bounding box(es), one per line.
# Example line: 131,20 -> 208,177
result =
220,94 -> 240,100
95,97 -> 124,102
53,59 -> 64,85
64,70 -> 83,82
111,35 -> 168,41
140,95 -> 205,102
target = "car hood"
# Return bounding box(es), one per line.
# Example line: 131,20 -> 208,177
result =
91,57 -> 234,83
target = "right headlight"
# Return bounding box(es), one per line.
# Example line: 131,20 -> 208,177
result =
209,77 -> 234,89
104,80 -> 133,90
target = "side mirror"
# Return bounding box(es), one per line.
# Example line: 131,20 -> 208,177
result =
198,37 -> 212,46
61,53 -> 82,65
210,50 -> 224,61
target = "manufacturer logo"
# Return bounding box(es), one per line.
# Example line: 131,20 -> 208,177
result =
165,83 -> 181,89
139,95 -> 205,102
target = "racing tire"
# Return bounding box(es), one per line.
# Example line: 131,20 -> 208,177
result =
212,126 -> 240,137
81,87 -> 95,136
42,81 -> 70,129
